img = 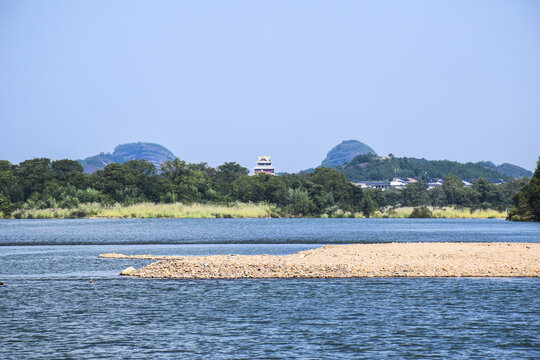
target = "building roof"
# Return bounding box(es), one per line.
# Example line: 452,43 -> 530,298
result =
257,156 -> 271,162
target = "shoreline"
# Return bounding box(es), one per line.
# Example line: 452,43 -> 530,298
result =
101,242 -> 540,279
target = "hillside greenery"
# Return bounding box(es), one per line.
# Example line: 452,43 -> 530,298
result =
338,154 -> 513,181
507,159 -> 540,221
476,161 -> 532,178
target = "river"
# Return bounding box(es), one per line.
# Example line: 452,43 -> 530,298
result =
1,219 -> 538,358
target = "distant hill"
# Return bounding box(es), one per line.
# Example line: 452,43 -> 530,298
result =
78,142 -> 176,173
321,140 -> 377,167
315,140 -> 530,181
336,154 -> 514,182
476,161 -> 532,178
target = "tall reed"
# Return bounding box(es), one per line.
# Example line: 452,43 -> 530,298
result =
375,206 -> 506,219
11,202 -> 276,219
10,203 -> 506,219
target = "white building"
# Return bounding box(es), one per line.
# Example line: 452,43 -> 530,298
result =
389,177 -> 418,189
354,181 -> 391,190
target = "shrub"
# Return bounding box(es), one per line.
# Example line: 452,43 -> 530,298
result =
409,206 -> 433,218
69,209 -> 88,218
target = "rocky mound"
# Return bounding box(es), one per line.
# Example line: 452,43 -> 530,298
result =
78,142 -> 176,173
321,140 -> 377,168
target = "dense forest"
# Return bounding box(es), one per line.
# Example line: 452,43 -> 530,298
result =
507,160 -> 540,221
0,156 -> 533,219
338,154 -> 515,181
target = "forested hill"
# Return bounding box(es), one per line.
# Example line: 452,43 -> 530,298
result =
337,154 -> 514,181
321,140 -> 377,167
78,142 -> 176,173
476,161 -> 532,178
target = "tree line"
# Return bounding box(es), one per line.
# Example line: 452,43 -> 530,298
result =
507,160 -> 540,221
0,157 -> 534,218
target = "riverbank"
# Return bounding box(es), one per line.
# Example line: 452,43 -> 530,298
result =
101,243 -> 540,278
9,202 -> 506,219
11,202 -> 277,219
374,207 -> 505,219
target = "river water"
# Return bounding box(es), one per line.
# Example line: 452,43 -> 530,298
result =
0,219 -> 539,359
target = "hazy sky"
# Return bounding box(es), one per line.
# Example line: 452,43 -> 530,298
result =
1,0 -> 539,172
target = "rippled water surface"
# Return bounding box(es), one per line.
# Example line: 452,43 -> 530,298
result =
1,218 -> 539,245
1,219 -> 539,359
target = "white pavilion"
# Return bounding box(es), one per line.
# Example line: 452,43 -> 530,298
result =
253,156 -> 275,175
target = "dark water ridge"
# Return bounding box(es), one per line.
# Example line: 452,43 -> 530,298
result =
1,218 -> 539,246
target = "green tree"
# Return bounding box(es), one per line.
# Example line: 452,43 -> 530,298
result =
442,175 -> 467,205
508,159 -> 540,221
309,167 -> 363,211
472,178 -> 500,208
0,160 -> 23,204
214,162 -> 249,195
402,180 -> 429,206
526,160 -> 540,219
428,187 -> 445,207
161,158 -> 190,185
383,187 -> 403,207
497,179 -> 526,208
232,173 -> 288,205
51,159 -> 84,174
281,174 -> 336,215
0,194 -> 13,218
15,158 -> 53,199
360,192 -> 377,217
0,160 -> 14,172
124,160 -> 164,202
285,188 -> 315,215
160,158 -> 212,203
52,159 -> 86,188
364,188 -> 386,208
95,163 -> 138,202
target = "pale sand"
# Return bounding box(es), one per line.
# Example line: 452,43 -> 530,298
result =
100,243 -> 540,278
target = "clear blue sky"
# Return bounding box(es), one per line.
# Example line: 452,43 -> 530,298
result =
1,0 -> 539,172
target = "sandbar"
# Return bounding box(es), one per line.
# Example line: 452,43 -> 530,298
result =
100,242 -> 540,279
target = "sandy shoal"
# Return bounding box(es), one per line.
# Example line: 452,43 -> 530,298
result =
100,243 -> 540,278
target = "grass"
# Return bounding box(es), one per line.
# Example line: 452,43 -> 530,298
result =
374,206 -> 506,219
11,202 -> 277,219
9,203 -> 507,219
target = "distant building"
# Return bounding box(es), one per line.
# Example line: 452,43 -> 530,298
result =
426,178 -> 444,189
355,176 -> 505,191
253,156 -> 275,175
461,178 -> 506,186
354,181 -> 390,190
389,177 -> 418,189
486,178 -> 505,185
354,177 -> 422,190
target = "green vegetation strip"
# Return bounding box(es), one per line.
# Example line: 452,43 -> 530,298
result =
6,203 -> 507,219
0,156 -> 538,221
